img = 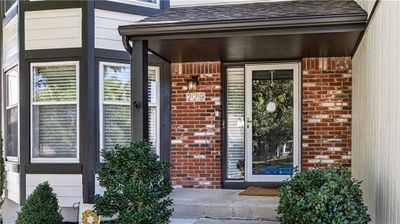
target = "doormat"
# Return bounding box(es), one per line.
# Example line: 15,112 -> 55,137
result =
239,186 -> 280,196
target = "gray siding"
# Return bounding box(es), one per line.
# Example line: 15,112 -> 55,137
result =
352,1 -> 400,223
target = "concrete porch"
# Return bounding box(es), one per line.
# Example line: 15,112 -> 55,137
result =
171,188 -> 280,223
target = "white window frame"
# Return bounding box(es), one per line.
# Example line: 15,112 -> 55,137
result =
149,66 -> 161,156
108,0 -> 160,9
99,62 -> 161,159
99,61 -> 130,160
2,65 -> 20,163
30,61 -> 80,163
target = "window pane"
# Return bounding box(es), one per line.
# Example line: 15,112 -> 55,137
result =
33,65 -> 77,102
6,107 -> 18,157
6,69 -> 18,106
32,105 -> 77,158
103,65 -> 130,103
226,67 -> 245,179
148,68 -> 158,151
104,105 -> 131,151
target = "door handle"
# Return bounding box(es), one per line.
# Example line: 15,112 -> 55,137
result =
246,118 -> 252,128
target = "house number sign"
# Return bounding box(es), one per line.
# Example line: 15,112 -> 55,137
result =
186,92 -> 206,102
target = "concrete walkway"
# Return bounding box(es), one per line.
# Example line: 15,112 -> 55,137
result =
171,188 -> 279,222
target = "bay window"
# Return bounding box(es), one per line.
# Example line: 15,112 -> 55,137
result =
31,62 -> 79,163
3,67 -> 19,161
99,62 -> 160,156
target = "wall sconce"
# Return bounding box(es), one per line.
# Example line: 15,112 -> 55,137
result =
187,75 -> 199,91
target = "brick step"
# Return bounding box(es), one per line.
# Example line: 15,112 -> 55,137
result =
171,189 -> 279,221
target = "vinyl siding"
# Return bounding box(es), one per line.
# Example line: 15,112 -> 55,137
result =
25,8 -> 82,50
352,1 -> 400,223
6,170 -> 20,204
95,9 -> 145,51
355,0 -> 377,16
2,16 -> 18,68
26,174 -> 83,207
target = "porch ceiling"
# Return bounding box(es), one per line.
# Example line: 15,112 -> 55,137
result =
119,1 -> 368,63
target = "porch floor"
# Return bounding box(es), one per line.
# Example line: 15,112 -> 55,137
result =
171,188 -> 279,223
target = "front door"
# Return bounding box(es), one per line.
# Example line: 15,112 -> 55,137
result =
245,63 -> 301,182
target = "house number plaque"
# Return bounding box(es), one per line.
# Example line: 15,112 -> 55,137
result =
186,92 -> 206,102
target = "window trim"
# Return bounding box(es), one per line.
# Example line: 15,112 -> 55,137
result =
107,0 -> 160,9
2,66 -> 20,162
149,66 -> 161,156
99,61 -> 131,160
30,61 -> 80,163
98,62 -> 161,158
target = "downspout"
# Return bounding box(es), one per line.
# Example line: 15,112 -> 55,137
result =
122,35 -> 133,56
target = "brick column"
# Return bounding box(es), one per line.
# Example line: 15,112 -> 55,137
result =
170,62 -> 222,189
302,57 -> 352,168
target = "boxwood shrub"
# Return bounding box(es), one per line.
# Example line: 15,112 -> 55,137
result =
94,140 -> 173,224
278,167 -> 370,224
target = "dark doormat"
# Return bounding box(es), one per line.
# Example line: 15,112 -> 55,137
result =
239,186 -> 280,196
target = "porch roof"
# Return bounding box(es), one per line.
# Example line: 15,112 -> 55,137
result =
119,0 -> 368,62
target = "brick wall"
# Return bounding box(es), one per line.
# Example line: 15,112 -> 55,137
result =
302,57 -> 352,168
170,62 -> 222,189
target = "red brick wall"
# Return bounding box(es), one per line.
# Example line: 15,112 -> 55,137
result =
170,62 -> 222,189
302,57 -> 352,168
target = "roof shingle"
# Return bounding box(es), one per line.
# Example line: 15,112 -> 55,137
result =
137,0 -> 366,24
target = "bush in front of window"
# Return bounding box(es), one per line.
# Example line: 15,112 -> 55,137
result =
94,140 -> 173,224
278,167 -> 371,224
0,137 -> 5,224
16,182 -> 63,224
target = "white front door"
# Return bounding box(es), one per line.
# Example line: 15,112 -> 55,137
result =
244,63 -> 301,182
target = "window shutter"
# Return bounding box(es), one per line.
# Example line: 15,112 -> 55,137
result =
226,67 -> 245,179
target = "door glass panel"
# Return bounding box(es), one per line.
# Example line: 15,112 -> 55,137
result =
252,70 -> 294,176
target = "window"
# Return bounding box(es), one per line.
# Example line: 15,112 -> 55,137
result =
31,62 -> 79,163
99,62 -> 160,157
3,67 -> 19,161
108,0 -> 159,8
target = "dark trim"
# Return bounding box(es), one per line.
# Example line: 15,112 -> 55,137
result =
95,0 -> 161,17
119,15 -> 367,39
18,0 -> 27,205
81,0 -> 96,204
161,0 -> 170,10
131,40 -> 149,141
25,48 -> 82,59
25,164 -> 82,174
223,181 -> 282,189
95,48 -> 130,62
149,50 -> 171,64
221,64 -> 228,184
24,1 -> 82,11
2,4 -> 17,27
159,59 -> 171,178
351,0 -> 380,56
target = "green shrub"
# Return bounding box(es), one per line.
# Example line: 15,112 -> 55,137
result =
278,167 -> 370,224
0,137 -> 6,224
16,182 -> 63,224
94,140 -> 173,224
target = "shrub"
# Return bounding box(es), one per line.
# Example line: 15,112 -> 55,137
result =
16,182 -> 63,224
0,137 -> 6,223
278,167 -> 370,224
94,140 -> 173,224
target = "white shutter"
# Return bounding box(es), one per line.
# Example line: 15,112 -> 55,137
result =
226,67 -> 245,179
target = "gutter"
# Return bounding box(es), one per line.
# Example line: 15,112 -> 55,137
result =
119,14 -> 367,40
